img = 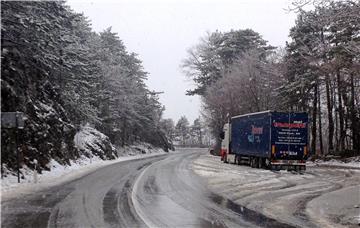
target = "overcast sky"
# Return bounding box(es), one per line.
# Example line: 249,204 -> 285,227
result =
67,0 -> 297,123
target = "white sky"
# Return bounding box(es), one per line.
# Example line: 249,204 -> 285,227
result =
67,0 -> 297,123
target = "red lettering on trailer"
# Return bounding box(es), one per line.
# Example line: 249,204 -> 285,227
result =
273,122 -> 306,128
251,125 -> 263,134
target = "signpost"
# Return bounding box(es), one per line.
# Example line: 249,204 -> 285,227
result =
2,112 -> 24,129
1,112 -> 25,183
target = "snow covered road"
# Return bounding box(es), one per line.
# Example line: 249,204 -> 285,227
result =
2,148 -> 359,227
132,148 -> 295,228
1,154 -> 167,227
193,153 -> 360,228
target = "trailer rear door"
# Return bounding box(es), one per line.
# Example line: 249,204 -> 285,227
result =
271,112 -> 308,161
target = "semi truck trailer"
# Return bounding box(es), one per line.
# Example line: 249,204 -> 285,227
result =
220,111 -> 309,171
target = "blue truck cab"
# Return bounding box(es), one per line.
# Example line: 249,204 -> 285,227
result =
220,111 -> 308,171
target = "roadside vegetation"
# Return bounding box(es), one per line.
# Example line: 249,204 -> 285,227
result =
182,0 -> 359,157
1,1 -> 172,173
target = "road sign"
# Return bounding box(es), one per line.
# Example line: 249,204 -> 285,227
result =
1,112 -> 24,129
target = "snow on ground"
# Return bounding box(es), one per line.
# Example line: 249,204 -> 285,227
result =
74,125 -> 112,152
74,124 -> 117,159
307,185 -> 360,227
1,144 -> 166,201
192,154 -> 360,228
307,156 -> 360,169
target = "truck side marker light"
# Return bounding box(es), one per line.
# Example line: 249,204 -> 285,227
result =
271,145 -> 275,155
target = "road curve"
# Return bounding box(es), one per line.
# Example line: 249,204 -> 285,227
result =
1,154 -> 167,228
3,148 -> 330,228
132,148 -> 294,228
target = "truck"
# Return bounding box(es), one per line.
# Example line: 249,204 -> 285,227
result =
220,111 -> 308,171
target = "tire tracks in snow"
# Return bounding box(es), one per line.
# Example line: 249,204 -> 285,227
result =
132,149 -> 299,227
2,154 -> 167,228
192,154 -> 360,228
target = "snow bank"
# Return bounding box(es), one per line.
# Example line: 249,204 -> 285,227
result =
118,142 -> 163,156
74,124 -> 117,160
193,153 -> 360,227
1,124 -> 166,200
307,156 -> 360,169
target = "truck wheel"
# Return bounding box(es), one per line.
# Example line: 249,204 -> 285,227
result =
265,159 -> 271,169
250,157 -> 256,168
252,157 -> 258,168
258,158 -> 263,169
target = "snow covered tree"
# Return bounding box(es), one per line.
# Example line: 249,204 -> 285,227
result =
160,118 -> 175,144
175,116 -> 190,146
1,1 -> 173,174
190,118 -> 204,146
281,0 -> 360,155
201,50 -> 282,150
181,29 -> 276,152
181,29 -> 274,95
1,1 -> 82,171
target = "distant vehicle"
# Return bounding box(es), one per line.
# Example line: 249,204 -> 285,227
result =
220,111 -> 309,171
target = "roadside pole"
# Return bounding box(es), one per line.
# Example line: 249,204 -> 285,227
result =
1,112 -> 25,183
15,112 -> 19,183
15,129 -> 20,183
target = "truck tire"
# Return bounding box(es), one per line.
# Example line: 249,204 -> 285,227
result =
258,158 -> 263,169
265,159 -> 271,169
254,157 -> 259,168
237,156 -> 241,165
250,157 -> 256,168
224,155 -> 229,164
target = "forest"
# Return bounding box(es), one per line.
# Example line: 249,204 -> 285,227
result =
1,1 -> 173,172
182,0 -> 359,157
1,0 -> 359,175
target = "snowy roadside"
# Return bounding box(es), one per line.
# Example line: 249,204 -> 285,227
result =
307,156 -> 360,169
1,146 -> 167,202
307,185 -> 360,227
192,154 -> 360,228
1,124 -> 169,201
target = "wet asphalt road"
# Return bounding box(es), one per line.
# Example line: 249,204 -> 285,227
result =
2,149 -> 294,228
132,148 -> 292,228
1,155 -> 165,228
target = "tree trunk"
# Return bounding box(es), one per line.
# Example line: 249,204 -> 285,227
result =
311,84 -> 318,156
334,81 -> 339,152
318,86 -> 324,155
121,117 -> 127,147
349,73 -> 359,154
325,74 -> 334,154
336,70 -> 345,153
